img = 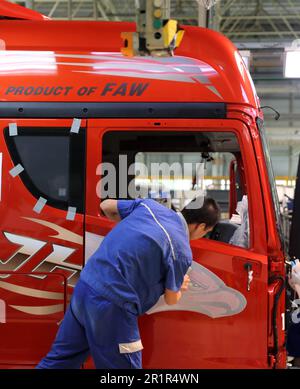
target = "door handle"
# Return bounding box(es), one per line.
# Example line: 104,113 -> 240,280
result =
244,262 -> 254,291
233,257 -> 262,292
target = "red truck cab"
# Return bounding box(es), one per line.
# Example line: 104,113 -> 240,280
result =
0,21 -> 286,368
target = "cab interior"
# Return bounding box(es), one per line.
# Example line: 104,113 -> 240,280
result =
102,129 -> 249,248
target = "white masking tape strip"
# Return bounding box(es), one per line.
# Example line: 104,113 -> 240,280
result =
66,206 -> 77,221
33,197 -> 47,214
9,123 -> 18,136
9,164 -> 24,178
70,118 -> 81,134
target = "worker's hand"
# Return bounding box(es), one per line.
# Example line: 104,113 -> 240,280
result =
180,274 -> 190,292
291,267 -> 300,286
164,289 -> 181,305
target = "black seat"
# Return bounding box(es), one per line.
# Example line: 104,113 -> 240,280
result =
209,221 -> 239,243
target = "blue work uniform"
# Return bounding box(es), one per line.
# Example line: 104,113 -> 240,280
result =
37,198 -> 192,369
287,321 -> 300,359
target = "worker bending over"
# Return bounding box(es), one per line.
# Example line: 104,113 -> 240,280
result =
37,197 -> 220,369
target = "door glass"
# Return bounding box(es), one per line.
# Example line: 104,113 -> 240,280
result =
14,135 -> 69,202
5,127 -> 86,212
102,130 -> 250,248
135,151 -> 234,215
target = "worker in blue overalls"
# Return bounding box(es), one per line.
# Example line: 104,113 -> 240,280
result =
37,197 -> 220,369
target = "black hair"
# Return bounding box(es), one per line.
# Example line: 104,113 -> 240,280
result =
181,197 -> 221,228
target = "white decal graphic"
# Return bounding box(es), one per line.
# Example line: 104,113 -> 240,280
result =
72,54 -> 223,99
22,217 -> 83,245
147,261 -> 247,318
85,232 -> 105,263
32,243 -> 79,286
0,219 -> 84,316
10,303 -> 64,316
0,280 -> 64,300
0,232 -> 47,274
0,299 -> 6,323
0,232 -> 81,286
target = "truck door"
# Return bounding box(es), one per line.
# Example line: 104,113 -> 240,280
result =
85,118 -> 269,369
0,119 -> 86,367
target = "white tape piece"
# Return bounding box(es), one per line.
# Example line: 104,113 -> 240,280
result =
33,197 -> 47,214
66,206 -> 77,221
58,187 -> 67,197
9,123 -> 18,136
70,118 -> 81,134
9,164 -> 24,178
85,232 -> 105,262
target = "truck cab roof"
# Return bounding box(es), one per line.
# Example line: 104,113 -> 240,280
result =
0,22 -> 258,107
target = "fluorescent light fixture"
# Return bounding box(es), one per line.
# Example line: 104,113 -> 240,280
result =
239,50 -> 251,70
284,39 -> 300,78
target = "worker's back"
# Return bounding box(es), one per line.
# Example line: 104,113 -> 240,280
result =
80,199 -> 192,315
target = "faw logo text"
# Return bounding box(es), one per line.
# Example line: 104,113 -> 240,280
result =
5,82 -> 149,98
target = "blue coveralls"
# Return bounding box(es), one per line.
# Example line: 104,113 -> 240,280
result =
287,321 -> 300,359
37,198 -> 192,369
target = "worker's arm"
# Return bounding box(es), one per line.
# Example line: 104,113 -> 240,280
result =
100,199 -> 121,222
101,199 -> 143,221
164,274 -> 190,305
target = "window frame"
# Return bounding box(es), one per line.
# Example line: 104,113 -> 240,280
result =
256,118 -> 285,251
4,126 -> 86,213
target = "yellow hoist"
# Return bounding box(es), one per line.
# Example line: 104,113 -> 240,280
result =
121,0 -> 184,57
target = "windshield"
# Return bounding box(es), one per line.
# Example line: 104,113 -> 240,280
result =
256,118 -> 285,251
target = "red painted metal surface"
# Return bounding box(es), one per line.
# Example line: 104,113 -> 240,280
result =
0,271 -> 67,367
0,23 -> 257,107
0,21 -> 286,369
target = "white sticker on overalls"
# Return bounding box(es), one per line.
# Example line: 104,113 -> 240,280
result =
119,340 -> 143,354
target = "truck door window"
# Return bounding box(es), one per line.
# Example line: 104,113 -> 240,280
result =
5,127 -> 85,213
102,130 -> 250,248
135,151 -> 233,216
